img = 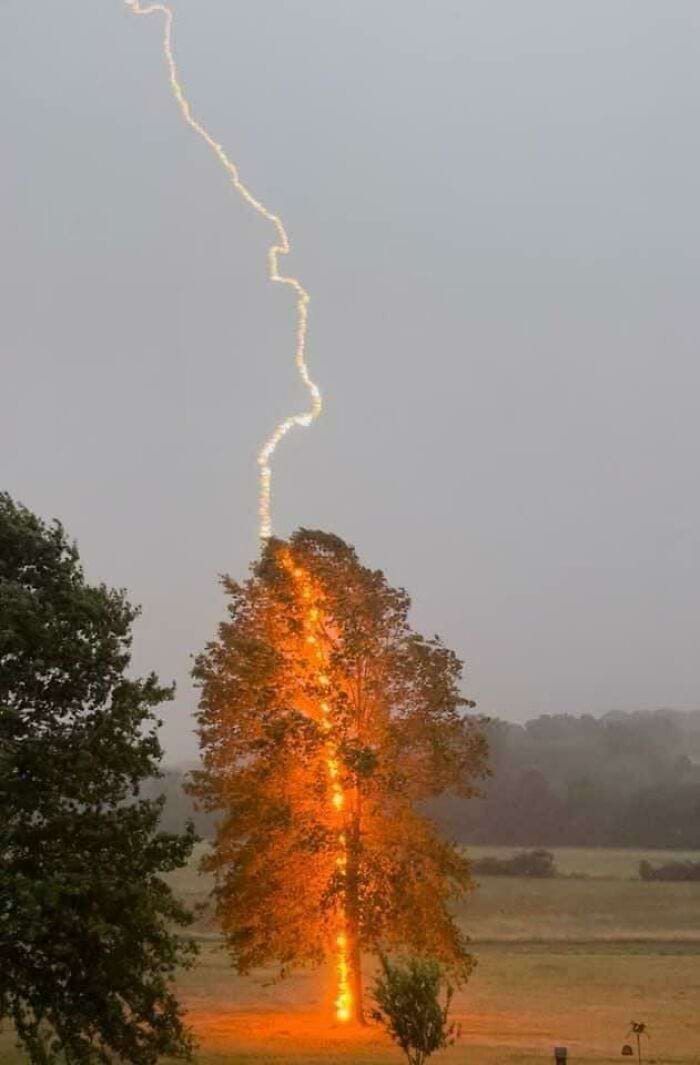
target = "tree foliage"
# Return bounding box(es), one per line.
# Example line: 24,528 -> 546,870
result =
0,493 -> 196,1064
192,529 -> 488,1018
371,955 -> 459,1065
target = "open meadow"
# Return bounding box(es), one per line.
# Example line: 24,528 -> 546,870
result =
4,845 -> 698,1065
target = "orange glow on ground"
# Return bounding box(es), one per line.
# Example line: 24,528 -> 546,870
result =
186,1007 -> 383,1051
182,1002 -> 554,1057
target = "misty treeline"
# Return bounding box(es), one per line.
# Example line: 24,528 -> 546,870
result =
440,708 -> 700,849
155,708 -> 700,849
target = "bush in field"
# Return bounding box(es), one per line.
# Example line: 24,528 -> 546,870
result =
371,955 -> 461,1065
472,849 -> 556,878
638,858 -> 700,881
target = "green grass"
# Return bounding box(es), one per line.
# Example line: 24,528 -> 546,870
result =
461,875 -> 700,942
2,846 -> 699,1064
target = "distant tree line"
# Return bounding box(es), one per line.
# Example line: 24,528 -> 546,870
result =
159,708 -> 700,850
438,709 -> 700,849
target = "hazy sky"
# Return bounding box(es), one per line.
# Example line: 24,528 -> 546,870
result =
3,1 -> 700,760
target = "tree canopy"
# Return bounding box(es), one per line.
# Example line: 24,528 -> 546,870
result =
192,529 -> 488,1021
0,493 -> 196,1064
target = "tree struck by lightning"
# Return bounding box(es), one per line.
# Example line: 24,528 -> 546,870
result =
192,530 -> 487,1023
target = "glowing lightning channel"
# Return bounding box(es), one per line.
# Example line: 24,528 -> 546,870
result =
287,556 -> 352,1023
126,2 -> 322,540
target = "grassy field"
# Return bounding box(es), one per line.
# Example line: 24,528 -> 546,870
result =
2,846 -> 699,1065
462,846 -> 700,943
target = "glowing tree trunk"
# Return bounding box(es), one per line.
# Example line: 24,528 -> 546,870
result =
344,801 -> 365,1023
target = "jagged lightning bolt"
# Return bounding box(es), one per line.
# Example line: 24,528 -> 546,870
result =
125,2 -> 322,540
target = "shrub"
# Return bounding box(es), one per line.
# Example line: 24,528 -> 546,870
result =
472,849 -> 557,878
371,955 -> 459,1065
638,859 -> 700,881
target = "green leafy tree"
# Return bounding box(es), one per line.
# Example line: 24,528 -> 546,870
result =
0,493 -> 197,1064
192,529 -> 487,1022
371,955 -> 459,1065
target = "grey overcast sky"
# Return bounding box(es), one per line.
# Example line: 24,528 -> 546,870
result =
2,1 -> 700,760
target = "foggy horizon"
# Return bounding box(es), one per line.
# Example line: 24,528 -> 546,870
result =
3,1 -> 700,761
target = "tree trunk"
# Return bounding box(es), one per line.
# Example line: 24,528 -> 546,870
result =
345,812 -> 366,1024
348,926 -> 365,1024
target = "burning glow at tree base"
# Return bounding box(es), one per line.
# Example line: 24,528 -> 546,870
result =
335,933 -> 352,1023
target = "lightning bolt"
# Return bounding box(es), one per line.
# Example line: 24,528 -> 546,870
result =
125,2 -> 322,540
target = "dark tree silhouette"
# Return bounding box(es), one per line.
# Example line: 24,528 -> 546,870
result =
0,494 -> 196,1065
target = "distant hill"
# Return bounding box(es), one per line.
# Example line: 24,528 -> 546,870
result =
150,708 -> 700,849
